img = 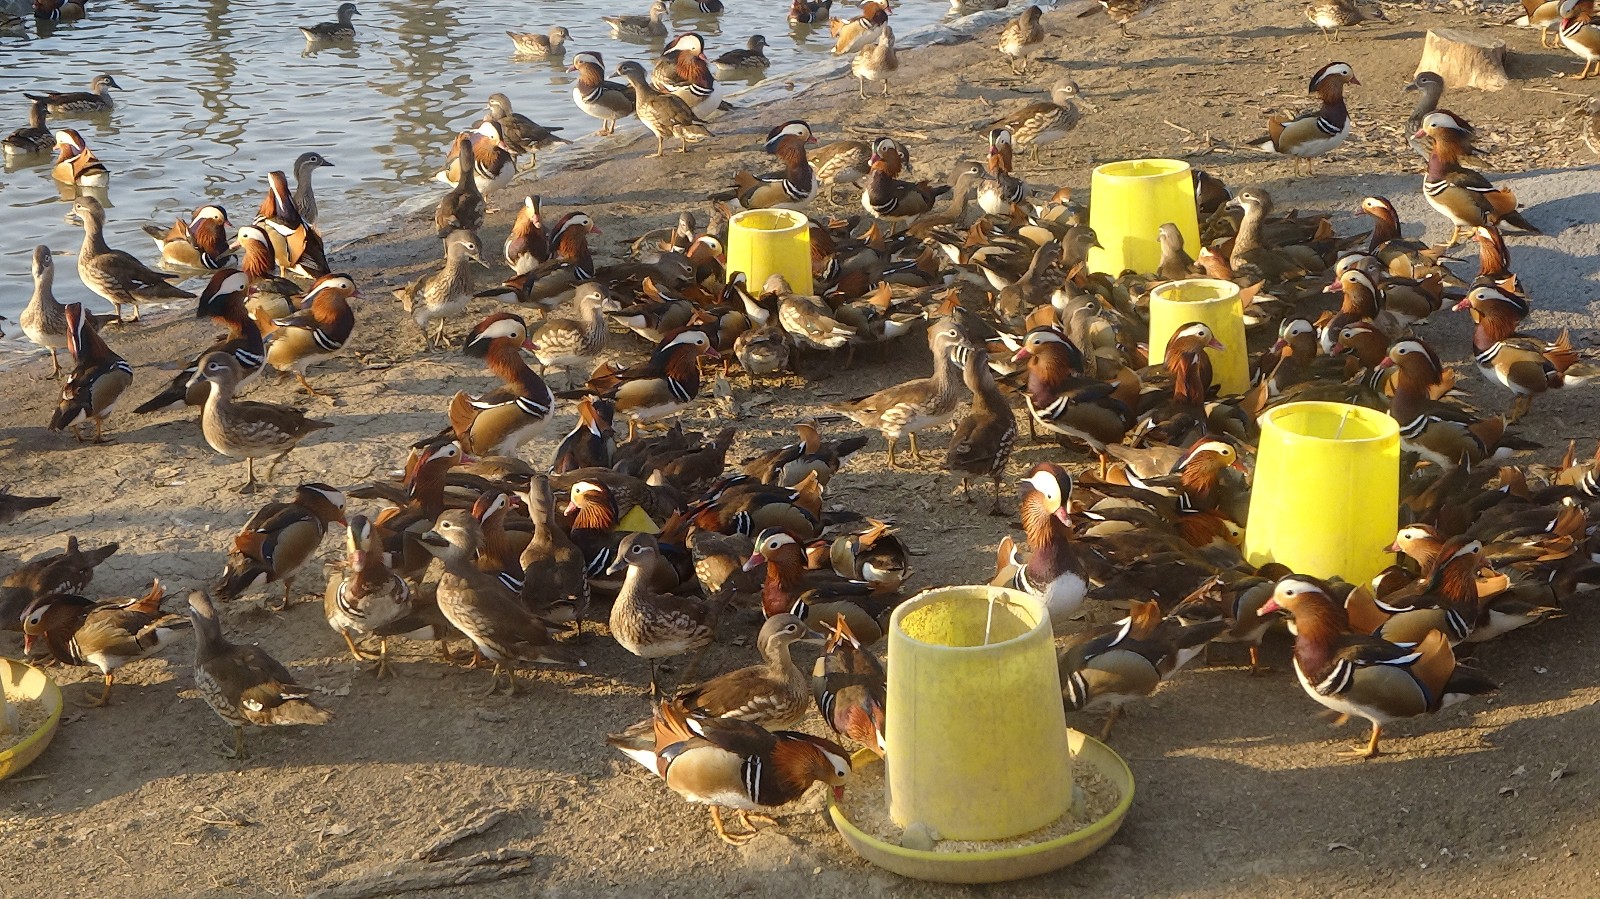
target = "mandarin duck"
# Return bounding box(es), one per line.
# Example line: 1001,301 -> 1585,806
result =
507,26 -> 570,56
264,272 -> 359,397
997,5 -> 1044,73
569,51 -> 635,137
19,245 -> 70,378
484,93 -> 570,155
188,590 -> 333,759
435,132 -> 486,237
831,1 -> 889,54
1260,575 -> 1496,758
189,351 -> 334,492
142,204 -> 234,271
0,536 -> 118,630
439,121 -> 516,199
861,140 -> 950,233
255,170 -> 330,279
50,129 -> 110,187
985,81 -> 1092,163
504,195 -> 549,274
607,533 -> 717,691
1011,325 -> 1136,455
825,321 -> 971,468
713,35 -> 771,74
718,120 -> 819,211
2,98 -> 50,158
554,396 -> 618,473
744,528 -> 887,643
615,60 -> 712,157
741,422 -> 869,488
812,615 -> 887,757
421,510 -> 584,694
290,151 -> 334,226
133,269 -> 264,414
21,579 -> 187,707
1403,72 -> 1448,161
48,302 -> 133,444
1059,598 -> 1227,738
447,312 -> 555,457
994,463 -> 1090,630
851,25 -> 898,98
653,32 -> 724,118
1416,110 -> 1540,244
603,0 -> 669,38
530,282 -> 621,387
1517,0 -> 1561,47
300,2 -> 358,40
1381,338 -> 1515,468
396,229 -> 489,350
1305,0 -> 1384,40
944,345 -> 1017,515
218,482 -> 346,610
324,514 -> 415,676
559,328 -> 717,440
608,701 -> 851,844
70,196 -> 193,323
1248,62 -> 1358,176
26,74 -> 120,114
1558,0 -> 1600,77
790,0 -> 832,24
520,474 -> 591,634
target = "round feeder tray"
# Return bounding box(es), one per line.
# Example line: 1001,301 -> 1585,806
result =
829,729 -> 1134,883
0,658 -> 64,781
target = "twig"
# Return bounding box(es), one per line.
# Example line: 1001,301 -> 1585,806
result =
305,849 -> 537,899
1163,120 -> 1194,135
1522,86 -> 1592,98
413,807 -> 510,861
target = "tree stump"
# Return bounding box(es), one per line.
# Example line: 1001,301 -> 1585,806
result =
1415,28 -> 1509,91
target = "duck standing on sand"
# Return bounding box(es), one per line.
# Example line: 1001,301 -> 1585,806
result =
48,303 -> 133,444
264,272 -> 360,397
826,322 -> 972,468
71,196 -> 194,324
998,5 -> 1044,74
569,51 -> 636,136
291,152 -> 334,226
852,25 -> 898,98
396,230 -> 489,350
485,93 -> 570,156
1415,110 -> 1540,244
20,245 -> 70,378
1248,61 -> 1358,176
614,60 -> 712,157
654,32 -> 723,118
188,351 -> 334,493
985,80 -> 1092,163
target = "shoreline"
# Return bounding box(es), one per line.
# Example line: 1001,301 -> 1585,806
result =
8,3 -> 1600,897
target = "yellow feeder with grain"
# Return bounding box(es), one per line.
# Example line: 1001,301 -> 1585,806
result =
1244,401 -> 1401,585
1086,158 -> 1199,278
726,208 -> 813,296
828,586 -> 1133,883
0,658 -> 64,781
1147,278 -> 1251,396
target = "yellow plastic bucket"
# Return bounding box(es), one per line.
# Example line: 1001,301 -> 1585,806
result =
1086,159 -> 1198,277
886,586 -> 1072,841
726,208 -> 813,297
1148,279 -> 1250,396
1244,402 -> 1400,584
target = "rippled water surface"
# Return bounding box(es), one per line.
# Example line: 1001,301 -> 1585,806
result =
0,0 -> 954,320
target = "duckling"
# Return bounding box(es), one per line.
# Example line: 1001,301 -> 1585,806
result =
396,230 -> 489,350
607,533 -> 716,691
851,25 -> 898,98
143,204 -> 233,270
714,35 -> 770,75
20,245 -> 70,378
291,151 -> 334,226
48,303 -> 133,444
603,0 -> 669,39
507,26 -> 570,56
50,128 -> 110,187
2,98 -> 50,158
613,60 -> 712,157
26,74 -> 120,115
188,351 -> 334,492
187,590 -> 332,759
300,2 -> 359,41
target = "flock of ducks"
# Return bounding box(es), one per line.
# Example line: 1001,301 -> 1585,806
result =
5,0 -> 1600,850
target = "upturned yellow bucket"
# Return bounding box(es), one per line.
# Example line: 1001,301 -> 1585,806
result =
1086,159 -> 1198,277
1148,279 -> 1250,396
1244,402 -> 1400,584
726,208 -> 812,296
886,587 -> 1072,841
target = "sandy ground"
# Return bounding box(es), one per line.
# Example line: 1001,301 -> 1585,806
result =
6,1 -> 1600,896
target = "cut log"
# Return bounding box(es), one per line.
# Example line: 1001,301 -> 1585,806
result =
1415,28 -> 1509,92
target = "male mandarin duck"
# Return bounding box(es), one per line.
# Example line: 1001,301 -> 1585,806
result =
438,120 -> 516,198
1380,338 -> 1516,468
70,196 -> 194,323
1059,598 -> 1227,738
505,195 -> 549,274
861,139 -> 950,233
48,302 -> 133,444
994,463 -> 1091,631
977,127 -> 1027,219
188,590 -> 332,759
553,396 -> 618,473
1416,110 -> 1540,244
1345,534 -> 1485,646
1011,325 -> 1137,456
21,579 -> 187,707
569,51 -> 635,137
653,32 -> 723,119
143,204 -> 233,270
1458,289 -> 1598,422
256,170 -> 330,279
264,272 -> 359,397
744,527 -> 890,642
1259,575 -> 1496,758
1557,0 -> 1600,78
1518,0 -> 1562,47
217,483 -> 346,610
134,269 -> 264,414
1249,62 -> 1358,176
607,701 -> 851,845
789,0 -> 832,25
825,321 -> 972,468
718,120 -> 819,212
420,509 -> 584,695
558,328 -> 718,440
480,211 -> 600,312
447,312 -> 555,457
189,351 -> 334,492
1168,573 -> 1288,675
324,514 -> 415,676
812,615 -> 887,757
831,0 -> 888,54
741,422 -> 869,488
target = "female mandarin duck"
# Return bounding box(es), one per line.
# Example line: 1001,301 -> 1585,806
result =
1259,575 -> 1496,758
